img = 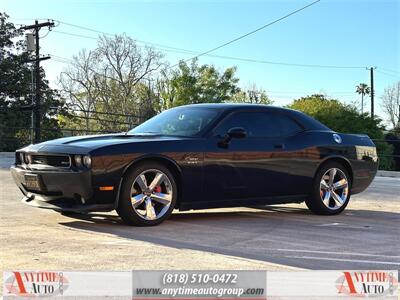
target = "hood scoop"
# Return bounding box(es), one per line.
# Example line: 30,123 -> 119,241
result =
63,134 -> 125,144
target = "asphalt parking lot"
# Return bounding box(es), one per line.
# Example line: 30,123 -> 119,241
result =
1,153 -> 399,281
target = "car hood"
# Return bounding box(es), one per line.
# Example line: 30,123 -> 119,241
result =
19,133 -> 191,154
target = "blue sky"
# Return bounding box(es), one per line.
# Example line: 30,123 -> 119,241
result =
3,0 -> 400,123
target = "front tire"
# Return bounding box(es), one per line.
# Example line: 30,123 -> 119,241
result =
306,162 -> 351,215
117,162 -> 177,226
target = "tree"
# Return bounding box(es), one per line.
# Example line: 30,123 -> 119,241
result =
355,83 -> 370,114
157,59 -> 240,109
59,34 -> 163,132
288,94 -> 394,170
0,12 -> 64,151
385,131 -> 400,171
231,83 -> 273,105
381,81 -> 400,129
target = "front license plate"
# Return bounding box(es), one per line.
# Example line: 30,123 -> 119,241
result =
24,174 -> 43,191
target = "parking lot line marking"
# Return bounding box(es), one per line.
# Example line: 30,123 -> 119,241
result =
286,255 -> 400,265
316,222 -> 344,226
277,248 -> 400,258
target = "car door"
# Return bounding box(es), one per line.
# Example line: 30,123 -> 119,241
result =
203,110 -> 304,202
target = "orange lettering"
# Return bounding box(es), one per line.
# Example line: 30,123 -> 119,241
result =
13,272 -> 27,294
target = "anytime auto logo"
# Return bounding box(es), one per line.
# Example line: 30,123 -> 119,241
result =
4,271 -> 69,297
336,271 -> 398,297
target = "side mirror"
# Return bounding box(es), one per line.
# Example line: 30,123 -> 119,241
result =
227,127 -> 247,139
218,127 -> 247,148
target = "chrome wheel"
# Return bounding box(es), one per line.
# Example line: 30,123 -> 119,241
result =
130,169 -> 173,220
319,168 -> 349,210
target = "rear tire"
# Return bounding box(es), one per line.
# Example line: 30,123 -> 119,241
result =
306,162 -> 351,215
117,162 -> 177,226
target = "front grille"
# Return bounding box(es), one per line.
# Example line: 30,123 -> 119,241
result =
31,155 -> 71,167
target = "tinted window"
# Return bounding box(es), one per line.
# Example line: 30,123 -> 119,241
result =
214,111 -> 302,138
278,115 -> 303,136
129,108 -> 219,137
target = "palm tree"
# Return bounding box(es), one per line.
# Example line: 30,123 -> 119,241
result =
356,83 -> 370,114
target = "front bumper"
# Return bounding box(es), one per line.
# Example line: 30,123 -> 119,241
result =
10,165 -> 113,212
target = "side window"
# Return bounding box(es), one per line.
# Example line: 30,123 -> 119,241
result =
214,112 -> 280,138
214,111 -> 303,138
277,115 -> 303,136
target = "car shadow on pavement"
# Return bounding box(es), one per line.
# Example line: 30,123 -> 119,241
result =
59,205 -> 311,227
58,206 -> 400,267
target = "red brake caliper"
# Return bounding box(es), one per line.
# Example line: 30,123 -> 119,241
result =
153,185 -> 162,193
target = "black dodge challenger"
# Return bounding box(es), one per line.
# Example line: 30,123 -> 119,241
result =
11,104 -> 378,226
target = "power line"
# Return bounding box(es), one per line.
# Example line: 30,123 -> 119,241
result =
45,17 -> 372,70
266,89 -> 356,94
196,54 -> 365,69
12,16 -> 397,72
49,31 -> 367,70
53,29 -> 98,40
379,67 -> 400,75
52,58 -> 70,65
50,54 -> 73,61
10,18 -> 48,21
54,19 -> 191,52
68,108 -> 143,118
70,114 -> 136,126
16,17 -> 174,55
54,20 -> 113,36
38,27 -> 52,38
51,30 -> 198,55
3,126 -> 120,134
376,69 -> 400,79
52,58 -> 71,64
52,56 -> 73,65
175,0 -> 321,67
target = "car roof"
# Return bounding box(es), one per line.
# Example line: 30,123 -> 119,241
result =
180,103 -> 291,112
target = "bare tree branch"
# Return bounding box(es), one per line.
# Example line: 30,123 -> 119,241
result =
381,81 -> 400,129
58,34 -> 163,131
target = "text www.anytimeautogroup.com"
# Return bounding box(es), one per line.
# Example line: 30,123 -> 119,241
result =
136,287 -> 264,298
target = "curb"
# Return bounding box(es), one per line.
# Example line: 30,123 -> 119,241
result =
376,170 -> 400,178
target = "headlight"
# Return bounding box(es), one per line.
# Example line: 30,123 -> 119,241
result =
74,155 -> 82,167
82,155 -> 92,168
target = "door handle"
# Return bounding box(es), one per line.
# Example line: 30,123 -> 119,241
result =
274,144 -> 285,149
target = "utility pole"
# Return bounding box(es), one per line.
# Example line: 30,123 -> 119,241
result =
20,20 -> 54,143
367,67 -> 376,118
30,67 -> 34,144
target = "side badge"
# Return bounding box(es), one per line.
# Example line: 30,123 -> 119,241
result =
333,133 -> 342,144
185,156 -> 199,165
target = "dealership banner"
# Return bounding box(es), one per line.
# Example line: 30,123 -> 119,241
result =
3,271 -> 132,299
132,270 -> 266,299
3,270 -> 399,299
267,270 -> 399,299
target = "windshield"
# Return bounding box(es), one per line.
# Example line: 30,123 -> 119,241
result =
128,107 -> 220,137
